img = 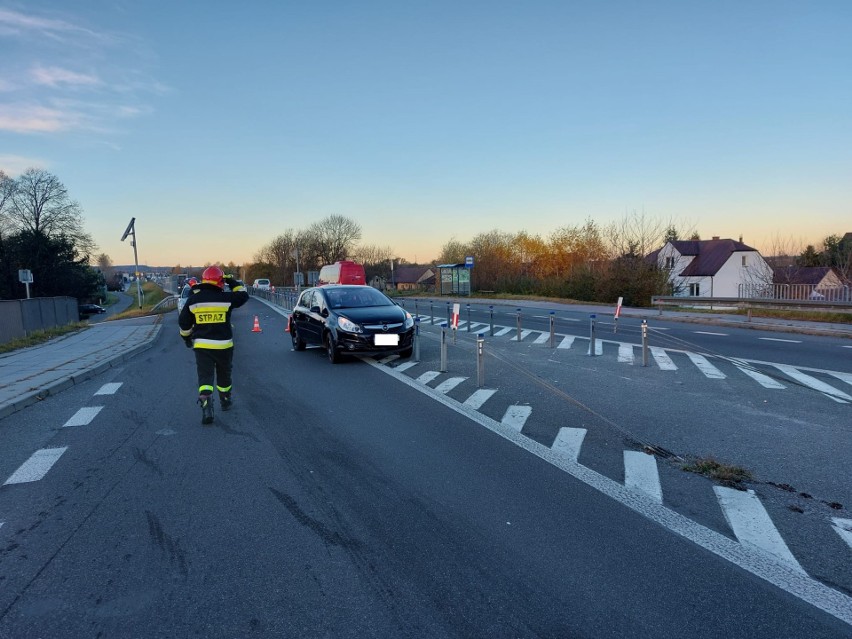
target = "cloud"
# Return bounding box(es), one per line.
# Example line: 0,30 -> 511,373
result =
0,154 -> 47,176
0,104 -> 82,133
31,64 -> 101,88
0,8 -> 110,44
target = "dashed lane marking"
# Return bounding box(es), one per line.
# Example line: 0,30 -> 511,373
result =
773,364 -> 851,403
714,487 -> 806,574
434,377 -> 468,394
532,331 -> 550,345
624,451 -> 663,503
4,447 -> 68,485
686,353 -> 726,379
364,357 -> 852,627
557,336 -> 575,349
501,405 -> 532,432
694,331 -> 728,336
759,338 -> 803,343
732,361 -> 786,389
463,389 -> 497,410
95,382 -> 123,395
417,371 -> 442,385
650,347 -> 677,370
63,406 -> 103,428
832,519 -> 852,551
551,427 -> 586,461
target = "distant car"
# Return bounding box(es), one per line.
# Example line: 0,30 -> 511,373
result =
288,285 -> 415,363
79,303 -> 106,317
253,278 -> 271,290
178,284 -> 193,312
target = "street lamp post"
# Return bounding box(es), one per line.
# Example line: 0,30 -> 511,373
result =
120,217 -> 143,309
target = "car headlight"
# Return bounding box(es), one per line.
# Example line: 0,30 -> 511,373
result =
403,311 -> 414,329
337,316 -> 362,333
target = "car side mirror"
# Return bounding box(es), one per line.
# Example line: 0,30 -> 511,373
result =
310,305 -> 321,314
321,308 -> 330,318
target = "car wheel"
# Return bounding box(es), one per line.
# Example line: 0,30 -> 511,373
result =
291,324 -> 306,351
399,346 -> 413,358
325,333 -> 341,364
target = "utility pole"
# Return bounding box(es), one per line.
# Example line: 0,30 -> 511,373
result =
120,217 -> 143,309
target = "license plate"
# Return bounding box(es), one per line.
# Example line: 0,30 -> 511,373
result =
374,334 -> 399,346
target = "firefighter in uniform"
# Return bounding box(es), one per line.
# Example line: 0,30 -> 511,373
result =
178,265 -> 249,424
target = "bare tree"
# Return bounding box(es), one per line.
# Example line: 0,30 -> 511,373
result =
0,170 -> 14,239
8,168 -> 96,255
306,215 -> 362,265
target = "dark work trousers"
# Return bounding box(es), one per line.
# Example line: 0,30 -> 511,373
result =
194,348 -> 234,398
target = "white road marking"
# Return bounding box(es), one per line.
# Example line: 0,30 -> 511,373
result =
650,347 -> 677,370
774,364 -> 851,403
843,346 -> 852,349
416,371 -> 441,385
4,447 -> 68,485
732,362 -> 786,389
468,323 -> 487,332
63,406 -> 104,428
828,371 -> 852,387
95,382 -> 123,395
394,361 -> 418,372
517,329 -> 533,340
832,518 -> 852,551
624,451 -> 663,503
694,331 -> 728,336
434,377 -> 468,394
563,317 -> 581,322
501,405 -> 532,432
759,337 -> 802,343
463,389 -> 497,410
494,327 -> 513,337
714,487 -> 805,574
557,336 -> 575,349
618,344 -> 634,364
551,427 -> 586,461
532,331 -> 550,345
378,354 -> 399,364
364,358 -> 852,627
586,340 -> 602,356
686,353 -> 726,379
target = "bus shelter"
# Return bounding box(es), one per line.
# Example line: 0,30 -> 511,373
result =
436,264 -> 470,296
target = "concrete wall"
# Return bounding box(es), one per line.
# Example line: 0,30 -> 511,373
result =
0,297 -> 79,345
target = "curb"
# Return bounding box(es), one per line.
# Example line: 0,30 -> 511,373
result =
0,323 -> 163,420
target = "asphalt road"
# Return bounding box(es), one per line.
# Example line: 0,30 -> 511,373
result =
0,300 -> 849,637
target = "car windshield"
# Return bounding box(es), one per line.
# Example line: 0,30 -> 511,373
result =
325,287 -> 391,309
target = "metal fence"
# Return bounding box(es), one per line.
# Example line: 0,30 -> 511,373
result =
738,283 -> 852,302
0,297 -> 80,345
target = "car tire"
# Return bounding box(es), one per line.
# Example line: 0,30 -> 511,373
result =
291,324 -> 306,351
325,333 -> 341,364
399,346 -> 413,358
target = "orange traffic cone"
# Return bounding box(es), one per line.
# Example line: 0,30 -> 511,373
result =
252,316 -> 262,332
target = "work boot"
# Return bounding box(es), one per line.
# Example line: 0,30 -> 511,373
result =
220,394 -> 232,412
198,395 -> 214,425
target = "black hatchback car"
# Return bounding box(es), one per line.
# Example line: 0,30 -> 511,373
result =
289,285 -> 415,363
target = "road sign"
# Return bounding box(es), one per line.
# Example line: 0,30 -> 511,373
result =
18,269 -> 33,283
465,256 -> 474,268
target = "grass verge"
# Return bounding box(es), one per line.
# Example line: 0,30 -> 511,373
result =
111,282 -> 173,319
0,323 -> 88,354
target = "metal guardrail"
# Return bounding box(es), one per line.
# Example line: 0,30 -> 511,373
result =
651,296 -> 852,312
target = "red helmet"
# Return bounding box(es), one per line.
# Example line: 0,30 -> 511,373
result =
201,266 -> 224,289
186,277 -> 198,287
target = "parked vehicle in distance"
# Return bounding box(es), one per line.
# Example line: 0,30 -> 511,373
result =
253,278 -> 271,290
288,285 -> 414,363
317,261 -> 366,286
79,303 -> 107,318
178,285 -> 192,312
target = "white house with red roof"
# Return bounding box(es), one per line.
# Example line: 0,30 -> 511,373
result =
646,237 -> 773,298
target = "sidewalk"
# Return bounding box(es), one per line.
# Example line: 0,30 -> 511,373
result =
0,315 -> 162,420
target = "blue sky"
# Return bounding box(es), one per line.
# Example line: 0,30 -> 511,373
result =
1,1 -> 850,268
